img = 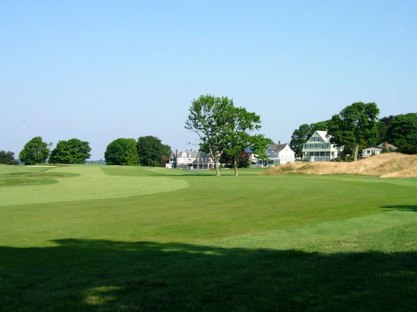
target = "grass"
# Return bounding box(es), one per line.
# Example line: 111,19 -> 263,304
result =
1,164 -> 417,311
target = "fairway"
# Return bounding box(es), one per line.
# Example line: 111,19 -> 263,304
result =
1,165 -> 417,311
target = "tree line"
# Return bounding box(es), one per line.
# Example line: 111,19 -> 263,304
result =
290,102 -> 417,161
0,135 -> 171,167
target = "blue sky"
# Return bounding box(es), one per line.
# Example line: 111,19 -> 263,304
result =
1,1 -> 416,159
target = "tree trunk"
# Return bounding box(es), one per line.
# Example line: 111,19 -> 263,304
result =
213,154 -> 221,176
215,162 -> 221,176
354,143 -> 359,161
233,158 -> 239,176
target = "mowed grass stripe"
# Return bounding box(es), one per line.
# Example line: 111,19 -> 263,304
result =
0,165 -> 188,207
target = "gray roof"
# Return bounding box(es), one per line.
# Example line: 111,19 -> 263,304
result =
268,143 -> 288,153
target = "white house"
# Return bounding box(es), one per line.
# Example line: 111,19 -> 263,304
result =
362,147 -> 382,158
302,131 -> 341,162
252,142 -> 295,167
362,142 -> 398,158
166,150 -> 215,170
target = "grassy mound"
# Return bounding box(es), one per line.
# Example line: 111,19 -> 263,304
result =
264,153 -> 417,178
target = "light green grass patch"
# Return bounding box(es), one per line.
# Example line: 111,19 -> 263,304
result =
0,165 -> 188,207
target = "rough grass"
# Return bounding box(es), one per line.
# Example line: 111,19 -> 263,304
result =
1,164 -> 417,311
264,153 -> 417,178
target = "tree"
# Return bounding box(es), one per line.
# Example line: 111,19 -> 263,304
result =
49,139 -> 91,164
19,136 -> 50,165
386,113 -> 417,154
105,138 -> 140,165
185,95 -> 236,176
328,102 -> 379,161
0,150 -> 18,165
377,115 -> 395,143
223,107 -> 269,176
137,136 -> 171,167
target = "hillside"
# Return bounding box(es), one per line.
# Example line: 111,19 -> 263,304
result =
263,153 -> 417,178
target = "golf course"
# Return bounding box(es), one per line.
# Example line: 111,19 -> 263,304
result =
1,164 -> 417,311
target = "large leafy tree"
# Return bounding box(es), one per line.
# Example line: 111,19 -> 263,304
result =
386,113 -> 417,154
105,138 -> 140,165
185,95 -> 236,176
0,150 -> 18,165
223,107 -> 269,176
49,139 -> 91,164
328,102 -> 379,161
137,136 -> 171,167
19,136 -> 50,165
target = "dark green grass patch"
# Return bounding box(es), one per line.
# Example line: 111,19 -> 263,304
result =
0,172 -> 79,187
1,239 -> 417,311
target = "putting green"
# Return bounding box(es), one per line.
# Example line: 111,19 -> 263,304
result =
0,165 -> 188,207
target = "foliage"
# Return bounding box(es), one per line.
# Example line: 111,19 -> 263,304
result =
377,115 -> 395,143
328,102 -> 380,161
104,138 -> 140,165
186,95 -> 267,176
220,151 -> 251,168
49,139 -> 91,164
386,113 -> 417,154
185,95 -> 236,176
137,136 -> 171,167
19,136 -> 50,165
0,150 -> 18,165
223,107 -> 268,176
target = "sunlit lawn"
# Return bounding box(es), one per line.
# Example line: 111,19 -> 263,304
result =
1,164 -> 417,311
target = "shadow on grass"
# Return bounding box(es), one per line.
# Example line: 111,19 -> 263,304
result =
1,239 -> 417,311
381,204 -> 417,212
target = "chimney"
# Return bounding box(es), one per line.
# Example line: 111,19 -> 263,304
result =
278,140 -> 281,145
176,149 -> 178,157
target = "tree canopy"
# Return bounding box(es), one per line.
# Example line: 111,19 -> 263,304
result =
223,107 -> 269,176
328,102 -> 379,161
137,136 -> 171,167
19,136 -> 50,165
105,138 -> 140,165
0,150 -> 18,165
385,113 -> 417,154
49,139 -> 91,164
185,95 -> 266,176
185,95 -> 235,176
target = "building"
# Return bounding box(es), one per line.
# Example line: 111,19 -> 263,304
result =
252,142 -> 295,167
166,149 -> 215,170
302,131 -> 341,162
362,142 -> 398,158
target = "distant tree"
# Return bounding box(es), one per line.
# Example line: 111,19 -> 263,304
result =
19,136 -> 50,165
290,120 -> 330,158
49,139 -> 91,164
224,107 -> 269,176
328,102 -> 379,161
386,113 -> 417,154
0,150 -> 18,165
377,115 -> 395,143
185,95 -> 236,176
105,138 -> 140,165
137,136 -> 171,167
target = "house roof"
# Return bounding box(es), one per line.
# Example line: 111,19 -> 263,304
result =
315,131 -> 331,143
268,143 -> 288,153
377,142 -> 398,150
363,147 -> 382,151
